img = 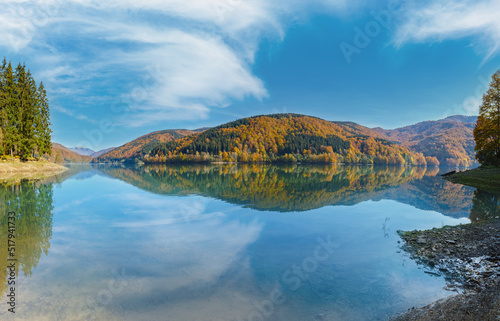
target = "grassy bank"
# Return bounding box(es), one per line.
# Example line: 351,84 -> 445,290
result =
0,158 -> 67,174
443,166 -> 500,192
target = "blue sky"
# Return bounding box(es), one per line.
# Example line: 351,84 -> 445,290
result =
1,0 -> 500,150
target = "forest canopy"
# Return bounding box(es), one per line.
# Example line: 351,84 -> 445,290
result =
142,114 -> 429,165
0,58 -> 52,160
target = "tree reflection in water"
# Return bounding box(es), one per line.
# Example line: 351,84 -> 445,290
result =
0,181 -> 54,297
470,189 -> 500,222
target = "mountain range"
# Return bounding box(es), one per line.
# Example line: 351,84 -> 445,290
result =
373,115 -> 477,167
69,147 -> 95,156
44,144 -> 94,163
132,114 -> 428,165
69,147 -> 116,157
52,114 -> 478,167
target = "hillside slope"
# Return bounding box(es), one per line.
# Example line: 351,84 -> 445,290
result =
143,114 -> 428,165
44,143 -> 94,163
93,129 -> 200,163
373,116 -> 477,167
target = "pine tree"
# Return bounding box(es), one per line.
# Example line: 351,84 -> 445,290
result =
3,62 -> 18,157
0,59 -> 53,159
37,82 -> 52,156
16,63 -> 37,160
474,70 -> 500,166
27,70 -> 40,158
0,58 -> 6,154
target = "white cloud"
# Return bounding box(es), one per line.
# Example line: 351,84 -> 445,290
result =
395,0 -> 500,59
107,27 -> 268,125
52,105 -> 97,124
0,0 -> 353,126
32,192 -> 265,321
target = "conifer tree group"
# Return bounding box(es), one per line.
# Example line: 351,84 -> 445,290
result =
0,58 -> 51,160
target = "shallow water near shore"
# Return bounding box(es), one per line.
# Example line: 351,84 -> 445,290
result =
0,164 -> 479,320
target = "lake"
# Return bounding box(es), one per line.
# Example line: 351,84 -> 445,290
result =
0,164 -> 489,320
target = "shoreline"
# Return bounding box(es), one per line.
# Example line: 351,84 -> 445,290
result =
0,159 -> 67,174
392,219 -> 500,320
393,166 -> 500,320
108,159 -> 440,167
443,166 -> 500,192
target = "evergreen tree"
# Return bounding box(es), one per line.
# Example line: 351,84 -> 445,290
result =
16,63 -> 37,160
474,70 -> 500,165
0,58 -> 5,154
0,58 -> 52,159
37,82 -> 52,156
3,62 -> 18,157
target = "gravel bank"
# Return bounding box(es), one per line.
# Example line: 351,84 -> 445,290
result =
392,220 -> 500,320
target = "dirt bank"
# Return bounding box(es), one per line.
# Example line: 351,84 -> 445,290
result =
0,159 -> 67,174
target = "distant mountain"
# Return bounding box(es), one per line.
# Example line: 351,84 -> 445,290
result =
136,114 -> 427,165
442,115 -> 477,123
44,143 -> 94,163
93,129 -> 201,163
69,147 -> 95,156
193,127 -> 211,132
373,115 -> 478,167
91,147 -> 115,157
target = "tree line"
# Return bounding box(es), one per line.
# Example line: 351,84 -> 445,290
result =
0,58 -> 51,160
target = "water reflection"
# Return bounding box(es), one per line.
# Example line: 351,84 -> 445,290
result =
470,189 -> 500,222
0,181 -> 54,297
0,165 -> 497,320
97,164 -> 474,217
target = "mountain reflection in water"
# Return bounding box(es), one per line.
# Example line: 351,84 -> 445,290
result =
97,164 -> 474,216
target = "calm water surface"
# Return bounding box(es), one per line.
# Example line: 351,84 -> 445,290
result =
0,164 -> 491,320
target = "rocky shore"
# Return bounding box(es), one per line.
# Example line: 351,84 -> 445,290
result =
392,220 -> 500,320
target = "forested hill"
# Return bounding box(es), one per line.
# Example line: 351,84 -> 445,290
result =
373,116 -> 478,167
93,129 -> 201,163
44,143 -> 93,163
123,114 -> 430,165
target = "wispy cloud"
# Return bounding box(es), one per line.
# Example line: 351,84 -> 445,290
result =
109,26 -> 269,126
52,105 -> 97,124
394,0 -> 500,60
0,0 -> 351,127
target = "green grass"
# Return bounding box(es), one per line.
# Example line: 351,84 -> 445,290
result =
443,166 -> 500,192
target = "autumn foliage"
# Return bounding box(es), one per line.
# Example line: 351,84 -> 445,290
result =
98,164 -> 474,214
374,116 -> 478,167
474,70 -> 500,166
93,129 -> 199,163
143,114 -> 428,165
